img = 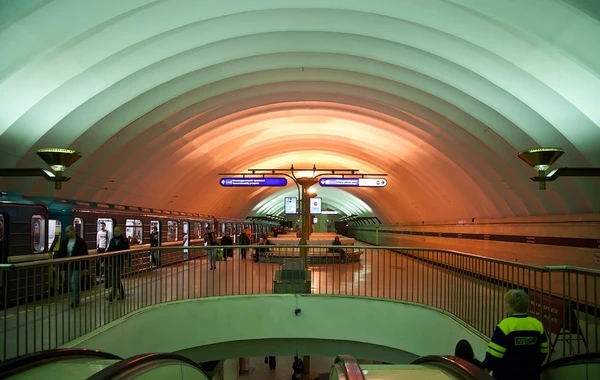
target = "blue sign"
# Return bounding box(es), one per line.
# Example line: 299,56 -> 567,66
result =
219,177 -> 288,187
318,178 -> 387,187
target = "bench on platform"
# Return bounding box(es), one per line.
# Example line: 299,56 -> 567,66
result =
255,247 -> 364,264
267,238 -> 355,246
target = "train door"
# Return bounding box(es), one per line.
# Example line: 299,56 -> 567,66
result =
182,222 -> 189,260
73,217 -> 84,240
150,220 -> 161,246
47,219 -> 62,252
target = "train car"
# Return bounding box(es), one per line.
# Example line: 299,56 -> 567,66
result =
0,192 -> 50,306
1,193 -> 278,306
26,197 -> 215,269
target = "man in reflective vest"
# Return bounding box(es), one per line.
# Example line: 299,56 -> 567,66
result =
483,289 -> 549,379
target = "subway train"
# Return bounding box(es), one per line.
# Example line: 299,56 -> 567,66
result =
0,191 -> 277,306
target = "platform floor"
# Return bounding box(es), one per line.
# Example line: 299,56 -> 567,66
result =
1,245 -> 597,361
239,356 -> 334,380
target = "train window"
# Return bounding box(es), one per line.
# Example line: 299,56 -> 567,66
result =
193,223 -> 202,239
125,219 -> 143,244
31,215 -> 46,253
167,220 -> 178,241
47,219 -> 62,250
73,217 -> 84,238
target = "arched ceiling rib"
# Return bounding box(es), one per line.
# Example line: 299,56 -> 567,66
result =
0,0 -> 598,222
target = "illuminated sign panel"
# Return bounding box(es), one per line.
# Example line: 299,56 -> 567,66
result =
318,178 -> 387,187
284,197 -> 297,214
219,178 -> 287,187
310,198 -> 322,214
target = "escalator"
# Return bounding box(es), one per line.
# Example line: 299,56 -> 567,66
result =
329,355 -> 492,380
0,348 -> 122,380
540,352 -> 600,380
0,349 -> 211,380
87,352 -> 211,379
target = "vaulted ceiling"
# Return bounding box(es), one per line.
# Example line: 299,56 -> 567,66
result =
0,0 -> 598,223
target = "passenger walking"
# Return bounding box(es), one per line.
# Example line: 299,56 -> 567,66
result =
205,226 -> 218,270
105,226 -> 130,302
482,289 -> 548,379
55,225 -> 88,308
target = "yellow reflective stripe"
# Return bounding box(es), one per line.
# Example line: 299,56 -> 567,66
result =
487,346 -> 504,358
489,342 -> 507,353
541,347 -> 549,353
540,342 -> 549,347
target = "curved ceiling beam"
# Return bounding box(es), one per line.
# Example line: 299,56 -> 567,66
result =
0,0 -> 598,221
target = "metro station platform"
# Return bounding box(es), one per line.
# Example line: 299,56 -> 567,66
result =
1,242 -> 598,363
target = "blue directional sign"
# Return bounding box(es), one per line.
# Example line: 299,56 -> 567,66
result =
219,177 -> 288,187
318,178 -> 387,187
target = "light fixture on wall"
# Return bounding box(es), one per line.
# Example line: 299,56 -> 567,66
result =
0,148 -> 82,190
517,147 -> 600,190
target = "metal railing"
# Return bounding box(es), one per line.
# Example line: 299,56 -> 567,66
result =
1,245 -> 598,362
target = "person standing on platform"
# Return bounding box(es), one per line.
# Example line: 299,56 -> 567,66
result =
239,229 -> 250,259
267,356 -> 276,370
220,230 -> 233,260
482,289 -> 548,379
55,225 -> 88,308
205,226 -> 218,270
292,356 -> 304,379
149,226 -> 160,266
96,222 -> 110,253
106,226 -> 130,302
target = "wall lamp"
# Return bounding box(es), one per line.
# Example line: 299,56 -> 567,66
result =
517,147 -> 600,190
0,148 -> 82,190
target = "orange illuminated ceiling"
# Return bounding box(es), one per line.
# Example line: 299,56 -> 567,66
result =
0,1 -> 598,222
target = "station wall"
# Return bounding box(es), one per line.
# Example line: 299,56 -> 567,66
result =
340,213 -> 600,269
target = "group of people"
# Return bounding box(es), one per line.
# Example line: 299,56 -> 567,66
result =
54,223 -> 131,308
264,355 -> 304,379
453,289 -> 549,379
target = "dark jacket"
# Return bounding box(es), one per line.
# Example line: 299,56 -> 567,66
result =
55,235 -> 89,269
107,235 -> 131,267
205,231 -> 217,246
150,231 -> 159,247
239,233 -> 250,245
221,235 -> 233,257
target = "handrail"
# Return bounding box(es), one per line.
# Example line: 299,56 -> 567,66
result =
0,348 -> 122,378
541,352 -> 600,372
411,355 -> 493,380
334,355 -> 365,380
87,352 -> 211,380
1,244 -> 599,275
